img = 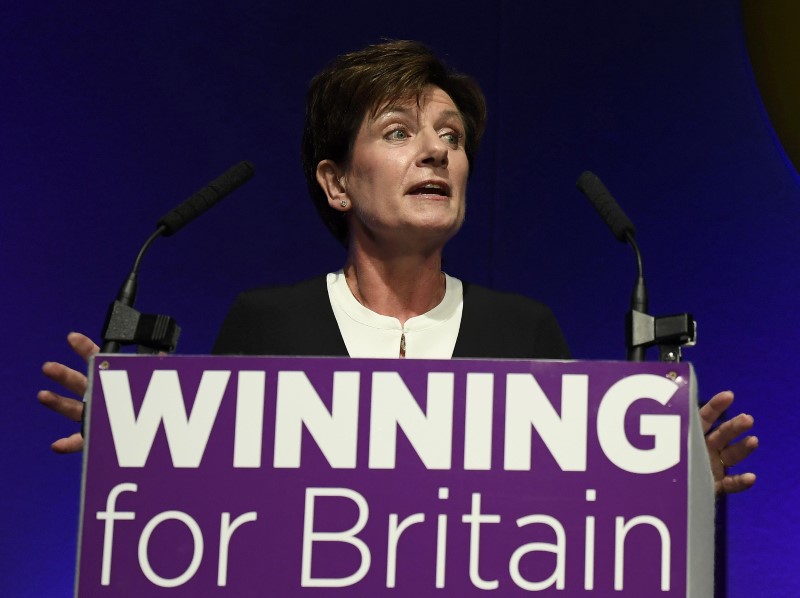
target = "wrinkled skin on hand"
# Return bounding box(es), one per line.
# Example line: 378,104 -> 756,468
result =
38,332 -> 96,453
700,390 -> 758,495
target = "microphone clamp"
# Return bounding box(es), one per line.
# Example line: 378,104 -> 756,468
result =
101,301 -> 181,354
627,310 -> 697,362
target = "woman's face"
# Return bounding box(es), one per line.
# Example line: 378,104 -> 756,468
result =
342,85 -> 469,251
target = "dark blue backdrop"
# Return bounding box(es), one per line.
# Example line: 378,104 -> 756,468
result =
4,1 -> 797,595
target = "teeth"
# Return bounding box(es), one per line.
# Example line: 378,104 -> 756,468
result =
411,183 -> 447,195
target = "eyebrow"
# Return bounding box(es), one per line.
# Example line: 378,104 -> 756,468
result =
372,105 -> 413,121
372,106 -> 465,126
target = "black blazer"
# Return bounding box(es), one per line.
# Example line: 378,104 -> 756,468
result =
213,275 -> 570,359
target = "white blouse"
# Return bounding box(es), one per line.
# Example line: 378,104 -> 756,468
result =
326,270 -> 464,359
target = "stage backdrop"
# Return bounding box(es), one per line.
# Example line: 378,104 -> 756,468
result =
3,1 -> 797,596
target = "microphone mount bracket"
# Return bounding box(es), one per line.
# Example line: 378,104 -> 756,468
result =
101,300 -> 181,354
626,309 -> 696,362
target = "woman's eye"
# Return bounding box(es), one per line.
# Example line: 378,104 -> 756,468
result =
441,131 -> 462,147
387,128 -> 408,140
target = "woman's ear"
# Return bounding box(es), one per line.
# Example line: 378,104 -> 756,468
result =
316,160 -> 350,211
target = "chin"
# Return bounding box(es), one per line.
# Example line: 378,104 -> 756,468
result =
409,217 -> 464,244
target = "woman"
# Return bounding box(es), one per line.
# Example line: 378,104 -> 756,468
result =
213,40 -> 569,360
39,41 -> 756,494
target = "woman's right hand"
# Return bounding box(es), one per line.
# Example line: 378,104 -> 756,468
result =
37,332 -> 99,453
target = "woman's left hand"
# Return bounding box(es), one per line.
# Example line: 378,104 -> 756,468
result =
700,390 -> 757,495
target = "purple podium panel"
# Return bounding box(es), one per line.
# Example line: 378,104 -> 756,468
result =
76,356 -> 710,596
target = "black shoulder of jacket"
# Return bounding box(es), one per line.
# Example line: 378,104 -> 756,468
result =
453,282 -> 571,360
212,275 -> 348,357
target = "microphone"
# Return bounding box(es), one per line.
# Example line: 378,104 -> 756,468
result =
575,171 -> 647,360
157,160 -> 255,236
100,161 -> 255,354
575,171 -> 636,243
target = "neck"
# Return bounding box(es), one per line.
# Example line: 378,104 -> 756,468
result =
344,238 -> 446,326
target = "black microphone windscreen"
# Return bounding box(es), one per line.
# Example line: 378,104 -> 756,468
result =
575,171 -> 636,242
157,161 -> 255,236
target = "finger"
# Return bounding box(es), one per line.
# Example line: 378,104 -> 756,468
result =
37,390 -> 85,422
67,332 -> 100,363
699,390 -> 734,434
718,472 -> 756,495
720,435 -> 759,468
706,412 -> 755,452
41,361 -> 89,397
51,432 -> 84,454
710,463 -> 725,490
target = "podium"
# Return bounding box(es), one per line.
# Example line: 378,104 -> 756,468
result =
76,356 -> 714,596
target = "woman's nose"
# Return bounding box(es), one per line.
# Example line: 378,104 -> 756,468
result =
417,128 -> 449,168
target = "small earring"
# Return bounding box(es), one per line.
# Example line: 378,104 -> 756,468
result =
340,199 -> 348,208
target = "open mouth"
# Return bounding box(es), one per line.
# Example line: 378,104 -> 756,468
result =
408,181 -> 451,197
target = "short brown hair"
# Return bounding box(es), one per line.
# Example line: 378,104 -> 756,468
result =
301,40 -> 488,245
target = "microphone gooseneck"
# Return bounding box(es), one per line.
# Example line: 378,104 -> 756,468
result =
576,171 -> 648,361
99,227 -> 163,353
